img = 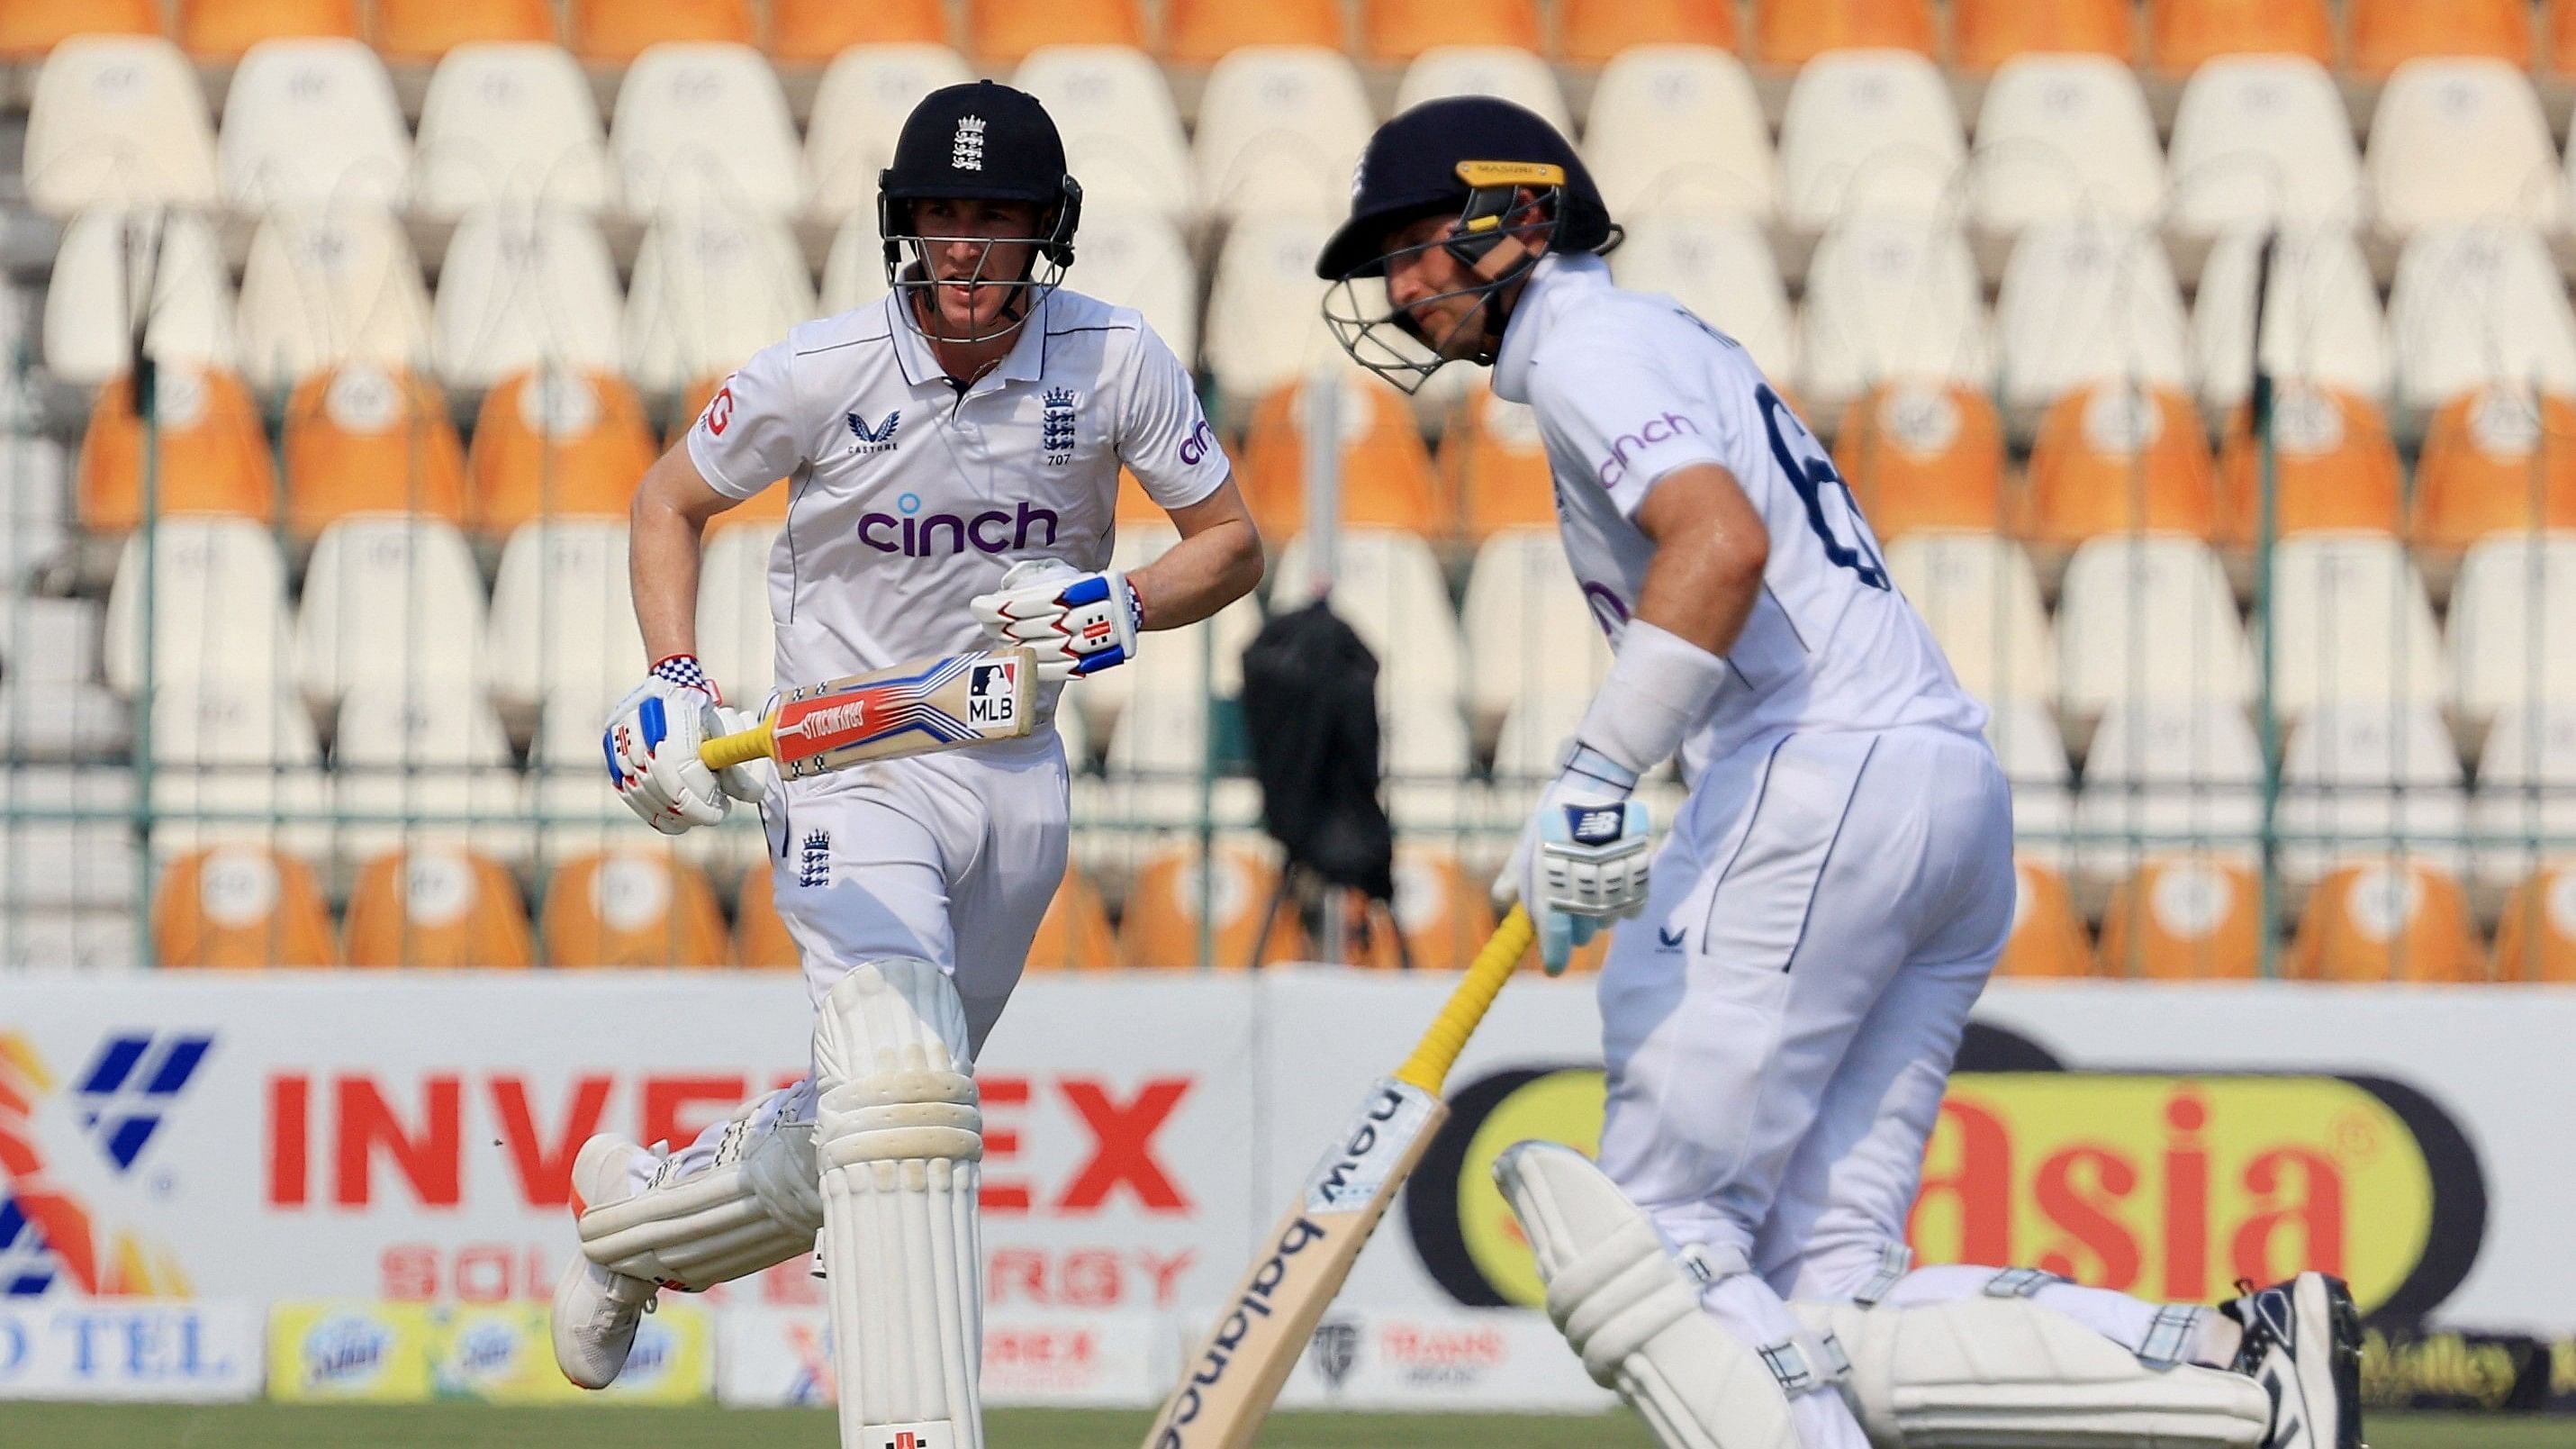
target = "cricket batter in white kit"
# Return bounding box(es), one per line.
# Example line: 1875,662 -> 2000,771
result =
1320,97 -> 2363,1449
553,82 -> 1262,1448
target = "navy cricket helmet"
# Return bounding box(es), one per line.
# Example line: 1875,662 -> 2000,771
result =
878,80 -> 1084,342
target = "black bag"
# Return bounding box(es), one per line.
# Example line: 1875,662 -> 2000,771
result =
1239,600 -> 1396,906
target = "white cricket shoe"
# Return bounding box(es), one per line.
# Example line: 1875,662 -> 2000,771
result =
2222,1272 -> 2365,1449
551,1136 -> 661,1390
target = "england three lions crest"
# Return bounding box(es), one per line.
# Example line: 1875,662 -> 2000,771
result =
1041,387 -> 1077,466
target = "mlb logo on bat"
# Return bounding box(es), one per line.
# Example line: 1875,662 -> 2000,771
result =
967,661 -> 1018,729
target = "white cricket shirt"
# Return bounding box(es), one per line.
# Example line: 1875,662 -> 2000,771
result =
1489,252 -> 1984,781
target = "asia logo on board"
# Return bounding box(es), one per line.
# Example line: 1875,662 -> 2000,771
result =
1402,1023 -> 2488,1322
0,1029 -> 212,1298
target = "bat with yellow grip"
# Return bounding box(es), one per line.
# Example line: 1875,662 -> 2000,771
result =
1140,905 -> 1538,1449
697,646 -> 1037,778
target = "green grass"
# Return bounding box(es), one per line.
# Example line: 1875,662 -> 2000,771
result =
0,1407 -> 2556,1449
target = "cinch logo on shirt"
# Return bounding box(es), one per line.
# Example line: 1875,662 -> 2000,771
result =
1177,416 -> 1216,466
859,492 -> 1061,557
1596,412 -> 1699,488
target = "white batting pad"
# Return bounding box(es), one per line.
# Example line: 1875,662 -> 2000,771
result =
577,1089 -> 823,1291
815,957 -> 984,1449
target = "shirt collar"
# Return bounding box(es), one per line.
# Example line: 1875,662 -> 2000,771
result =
885,287 -> 1053,392
1491,250 -> 1610,403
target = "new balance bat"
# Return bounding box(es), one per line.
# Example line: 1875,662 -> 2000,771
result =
699,646 -> 1036,778
1140,905 -> 1538,1449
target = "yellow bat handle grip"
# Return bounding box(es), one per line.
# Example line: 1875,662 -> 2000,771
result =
1393,905 -> 1535,1094
698,718 -> 775,772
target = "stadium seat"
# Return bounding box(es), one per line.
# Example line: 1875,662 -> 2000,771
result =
1192,47 -> 1372,227
1882,530 -> 2056,706
612,42 -> 803,219
2166,57 -> 2362,236
0,601 -> 126,765
806,45 -> 976,216
623,213 -> 816,394
1270,528 -> 1468,718
1460,526 -> 1613,744
1560,0 -> 1735,64
433,211 -> 626,391
542,850 -> 733,967
2214,385 -> 2404,545
281,366 -> 467,535
1995,223 -> 2192,413
1984,698 -> 2074,867
2493,863 -> 2576,982
1117,840 -> 1306,967
1393,44 -> 1571,134
485,519 -> 645,726
24,37 -> 219,216
414,42 -> 616,216
1613,213 -> 1800,385
1970,54 -> 2165,234
2147,0 -> 2332,75
695,520 -> 778,707
1584,46 -> 1772,222
967,0 -> 1143,64
1442,383 -> 1554,538
1776,49 -> 1964,230
1202,215 -> 1344,410
2022,385 -> 2218,545
2450,535 -> 2576,734
2074,701 -> 2264,886
1026,863 -> 1120,969
236,208 -> 434,393
2389,225 -> 2576,419
295,513 -> 487,709
143,674 -> 333,864
1089,684 -> 1264,869
77,365 -> 276,533
571,0 -> 750,63
2096,857 -> 2262,980
2270,533 -> 2450,718
217,39 -> 409,212
1163,0 -> 1339,64
465,367 -> 657,536
1992,858 -> 2092,978
1071,214 -> 1198,366
1952,0 -> 2129,70
0,0 -> 158,61
773,0 -> 945,61
154,847 -> 336,967
2191,229 -> 2391,413
2556,0 -> 2576,75
343,849 -> 535,968
378,0 -> 557,62
819,213 -> 893,315
102,518 -> 290,695
2054,532 -> 2251,720
1800,220 -> 1994,414
178,0 -> 357,60
734,867 -> 798,968
2412,388 -> 2576,553
1360,0 -> 1540,63
2368,61 -> 2567,238
1833,381 -> 2008,539
2279,705 -> 2471,886
2471,699 -> 2576,890
2291,858 -> 2481,983
332,687 -> 533,870
43,207 -> 238,390
1757,0 -> 1933,66
1346,848 -> 1499,971
1239,378 -> 1442,540
2353,0 -> 2528,79
1014,45 -> 1196,225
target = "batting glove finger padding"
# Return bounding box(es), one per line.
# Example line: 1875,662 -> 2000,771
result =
603,657 -> 733,834
970,560 -> 1142,684
1497,741 -> 1650,973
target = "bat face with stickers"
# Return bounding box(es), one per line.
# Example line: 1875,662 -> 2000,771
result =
1138,906 -> 1537,1449
699,646 -> 1035,777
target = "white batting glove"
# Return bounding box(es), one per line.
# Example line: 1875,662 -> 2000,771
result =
970,557 -> 1143,684
602,656 -> 763,835
1496,743 -> 1652,974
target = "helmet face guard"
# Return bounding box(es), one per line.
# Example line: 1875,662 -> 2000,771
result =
879,183 -> 1083,347
1322,162 -> 1569,394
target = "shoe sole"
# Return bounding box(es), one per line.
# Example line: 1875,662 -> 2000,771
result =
2298,1272 -> 2365,1449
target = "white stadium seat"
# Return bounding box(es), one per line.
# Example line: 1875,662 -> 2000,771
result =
2269,531 -> 2450,718
2367,58 -> 2568,238
1883,530 -> 2056,706
1995,221 -> 2191,412
2074,700 -> 2264,885
1984,697 -> 2074,868
1070,214 -> 1198,366
332,689 -> 531,870
1777,49 -> 1966,230
0,438 -> 70,586
103,519 -> 291,696
24,36 -> 219,216
1612,213 -> 1799,386
1270,529 -> 1466,715
1970,54 -> 2165,234
808,45 -> 976,217
1584,45 -> 1775,223
2192,227 -> 2392,412
623,212 -> 817,394
2387,223 -> 2576,416
821,213 -> 894,316
414,42 -> 617,217
2447,532 -> 2576,730
43,207 -> 238,389
2167,56 -> 2362,235
1459,526 -> 1613,744
235,208 -> 435,392
1073,523 -> 1262,749
2472,700 -> 2576,889
611,43 -> 803,219
695,521 -> 777,707
296,516 -> 491,713
145,676 -> 331,863
434,209 -> 628,390
1799,217 -> 1994,413
2054,533 -> 2254,721
218,39 -> 411,213
1203,215 -> 1346,409
1394,45 -> 1571,135
486,520 -> 643,729
0,768 -> 139,913
2278,702 -> 2470,885
1013,46 -> 1196,226
1193,46 -> 1373,227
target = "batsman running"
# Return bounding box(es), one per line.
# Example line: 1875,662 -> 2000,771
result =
1319,96 -> 2362,1449
558,81 -> 1262,1449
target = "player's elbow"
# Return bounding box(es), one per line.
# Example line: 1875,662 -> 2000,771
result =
1231,527 -> 1267,600
1712,522 -> 1767,590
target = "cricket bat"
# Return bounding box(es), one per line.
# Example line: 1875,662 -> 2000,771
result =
1140,905 -> 1539,1449
699,645 -> 1036,778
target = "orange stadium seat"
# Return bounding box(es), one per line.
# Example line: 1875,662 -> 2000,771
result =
2493,864 -> 2576,982
1026,864 -> 1121,970
966,0 -> 1144,65
2216,385 -> 2404,545
0,0 -> 159,60
1241,380 -> 1442,542
1114,466 -> 1169,525
178,0 -> 357,59
2555,0 -> 2576,75
1756,0 -> 1935,66
1361,0 -> 1541,63
77,366 -> 276,532
342,849 -> 536,968
773,0 -> 946,60
1118,840 -> 1308,968
1559,0 -> 1738,65
2147,0 -> 2334,75
2024,383 -> 2219,547
734,868 -> 800,969
2096,857 -> 2263,980
465,367 -> 658,538
156,847 -> 338,968
1993,858 -> 2093,978
1162,0 -> 1341,63
2411,388 -> 2576,553
542,850 -> 733,967
571,0 -> 752,63
377,0 -> 557,61
1833,381 -> 2009,540
2352,0 -> 2527,79
1953,0 -> 2132,69
2290,858 -> 2483,983
283,366 -> 469,537
1343,849 -> 1500,971
1442,384 -> 1555,539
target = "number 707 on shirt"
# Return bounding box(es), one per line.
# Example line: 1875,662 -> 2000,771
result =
696,645 -> 1037,778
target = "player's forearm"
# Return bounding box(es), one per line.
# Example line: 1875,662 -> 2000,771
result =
1133,517 -> 1263,630
628,466 -> 710,664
